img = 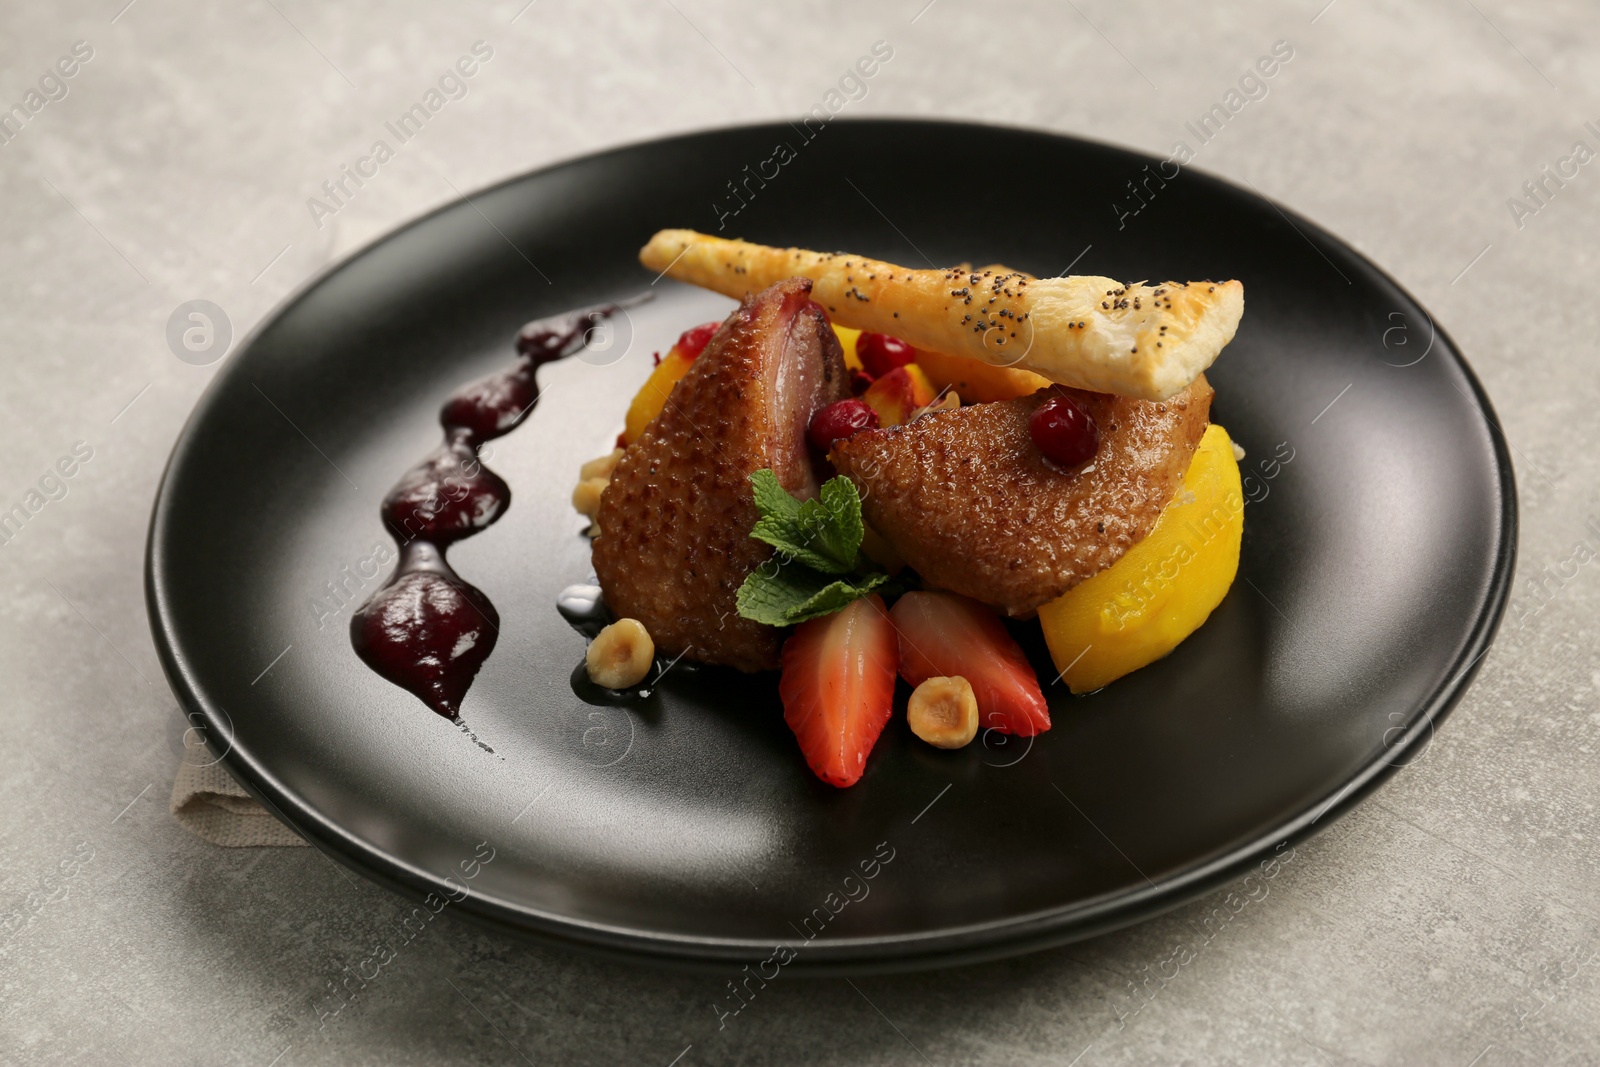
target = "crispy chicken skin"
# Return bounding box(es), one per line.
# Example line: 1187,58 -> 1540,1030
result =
830,376 -> 1213,616
592,278 -> 848,672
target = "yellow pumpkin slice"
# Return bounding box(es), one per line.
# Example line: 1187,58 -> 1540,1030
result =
1038,423 -> 1243,693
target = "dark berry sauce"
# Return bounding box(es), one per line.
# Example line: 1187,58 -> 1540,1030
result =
351,297 -> 647,718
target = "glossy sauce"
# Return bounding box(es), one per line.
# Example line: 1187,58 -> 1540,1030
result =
351,299 -> 642,718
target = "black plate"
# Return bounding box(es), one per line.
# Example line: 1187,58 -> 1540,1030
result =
146,120 -> 1515,971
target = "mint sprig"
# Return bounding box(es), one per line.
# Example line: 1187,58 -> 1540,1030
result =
736,470 -> 890,626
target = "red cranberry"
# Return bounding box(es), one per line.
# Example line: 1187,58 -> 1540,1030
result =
675,321 -> 721,360
1029,395 -> 1099,468
856,332 -> 916,378
808,399 -> 879,451
848,369 -> 875,395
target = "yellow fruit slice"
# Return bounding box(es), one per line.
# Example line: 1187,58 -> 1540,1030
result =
621,350 -> 693,445
1038,423 -> 1243,693
833,324 -> 863,372
914,346 -> 1052,403
862,364 -> 937,426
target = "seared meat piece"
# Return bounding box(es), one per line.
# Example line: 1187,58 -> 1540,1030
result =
593,278 -> 848,672
830,377 -> 1213,616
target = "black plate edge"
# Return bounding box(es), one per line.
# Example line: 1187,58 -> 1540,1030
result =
143,118 -> 1520,973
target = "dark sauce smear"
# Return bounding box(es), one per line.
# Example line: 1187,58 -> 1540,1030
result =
351,297 -> 648,718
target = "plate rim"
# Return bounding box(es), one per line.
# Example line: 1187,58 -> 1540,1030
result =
144,117 -> 1519,972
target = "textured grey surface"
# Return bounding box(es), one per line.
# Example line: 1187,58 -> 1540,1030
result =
2,0 -> 1598,1064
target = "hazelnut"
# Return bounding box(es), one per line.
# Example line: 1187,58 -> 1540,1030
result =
579,448 -> 624,481
571,476 -> 608,521
586,618 -> 654,689
907,676 -> 978,749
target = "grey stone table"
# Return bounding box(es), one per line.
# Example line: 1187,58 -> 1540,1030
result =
2,1 -> 1597,1063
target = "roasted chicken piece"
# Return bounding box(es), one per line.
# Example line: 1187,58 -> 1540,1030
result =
830,377 -> 1213,616
593,278 -> 848,672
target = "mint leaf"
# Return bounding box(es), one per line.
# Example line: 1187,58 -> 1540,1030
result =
749,518 -> 846,574
749,468 -> 803,527
784,571 -> 891,624
735,563 -> 829,627
747,470 -> 863,574
806,476 -> 865,570
736,469 -> 889,627
736,567 -> 890,627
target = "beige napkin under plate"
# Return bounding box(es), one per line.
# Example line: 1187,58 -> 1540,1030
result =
170,740 -> 306,847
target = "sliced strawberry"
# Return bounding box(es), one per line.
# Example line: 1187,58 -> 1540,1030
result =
889,591 -> 1051,737
779,595 -> 898,787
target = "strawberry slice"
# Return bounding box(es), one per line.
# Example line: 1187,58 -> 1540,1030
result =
889,591 -> 1051,737
779,595 -> 898,787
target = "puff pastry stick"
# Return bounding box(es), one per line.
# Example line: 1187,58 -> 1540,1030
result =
640,229 -> 1243,401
